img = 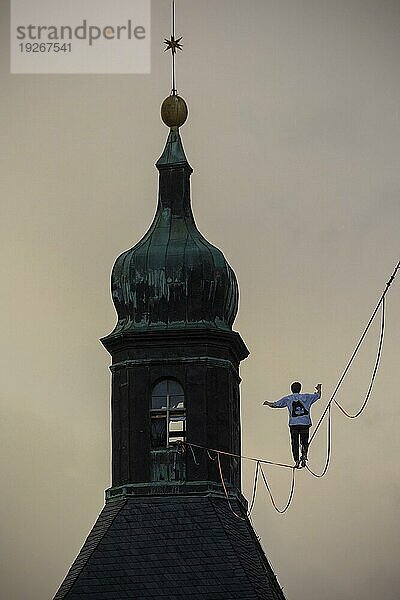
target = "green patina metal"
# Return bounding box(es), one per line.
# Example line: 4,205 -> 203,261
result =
109,128 -> 239,335
156,126 -> 189,166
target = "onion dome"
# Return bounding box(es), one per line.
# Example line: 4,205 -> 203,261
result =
109,97 -> 239,334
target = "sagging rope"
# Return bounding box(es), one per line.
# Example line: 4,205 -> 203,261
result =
215,451 -> 247,520
260,464 -> 296,514
335,296 -> 385,419
186,442 -> 293,470
184,258 -> 399,512
306,294 -> 386,477
306,295 -> 385,477
306,404 -> 332,478
193,446 -> 297,517
305,258 -> 394,476
309,259 -> 398,447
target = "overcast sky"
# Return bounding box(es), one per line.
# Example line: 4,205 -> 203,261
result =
0,1 -> 399,599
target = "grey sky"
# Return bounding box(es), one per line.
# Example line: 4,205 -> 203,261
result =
0,1 -> 399,599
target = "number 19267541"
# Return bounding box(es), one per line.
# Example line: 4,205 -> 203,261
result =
19,42 -> 72,53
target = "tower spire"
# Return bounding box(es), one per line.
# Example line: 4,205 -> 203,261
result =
164,1 -> 183,95
162,1 -> 187,129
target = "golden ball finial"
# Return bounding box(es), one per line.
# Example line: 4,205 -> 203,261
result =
161,94 -> 188,128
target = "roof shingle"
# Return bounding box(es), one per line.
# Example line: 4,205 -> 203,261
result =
54,495 -> 286,600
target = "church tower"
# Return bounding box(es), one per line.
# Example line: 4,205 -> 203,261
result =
101,100 -> 248,498
54,20 -> 286,600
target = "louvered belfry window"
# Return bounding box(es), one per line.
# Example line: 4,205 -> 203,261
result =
150,379 -> 186,448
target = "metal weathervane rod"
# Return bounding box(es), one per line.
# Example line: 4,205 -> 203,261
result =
164,0 -> 183,95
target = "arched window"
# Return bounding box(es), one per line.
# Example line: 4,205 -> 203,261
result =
150,379 -> 186,449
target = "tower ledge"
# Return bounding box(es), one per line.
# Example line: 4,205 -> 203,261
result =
105,480 -> 248,508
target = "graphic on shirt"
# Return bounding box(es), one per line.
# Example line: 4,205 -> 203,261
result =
291,400 -> 309,418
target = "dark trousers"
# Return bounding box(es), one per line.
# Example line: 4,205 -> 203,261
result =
289,425 -> 310,462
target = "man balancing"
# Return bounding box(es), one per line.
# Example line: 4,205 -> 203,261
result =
263,382 -> 322,468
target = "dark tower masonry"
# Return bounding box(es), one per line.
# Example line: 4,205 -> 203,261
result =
101,127 -> 248,498
54,93 -> 286,600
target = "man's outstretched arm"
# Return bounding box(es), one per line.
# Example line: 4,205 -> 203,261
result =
263,397 -> 287,408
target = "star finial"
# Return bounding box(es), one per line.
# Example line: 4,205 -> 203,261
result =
164,1 -> 182,95
164,34 -> 183,55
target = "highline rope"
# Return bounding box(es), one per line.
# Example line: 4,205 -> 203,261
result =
183,258 -> 399,510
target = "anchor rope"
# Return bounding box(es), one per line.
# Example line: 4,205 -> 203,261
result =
182,258 -> 399,511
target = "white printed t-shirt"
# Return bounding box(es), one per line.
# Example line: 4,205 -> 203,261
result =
272,393 -> 320,426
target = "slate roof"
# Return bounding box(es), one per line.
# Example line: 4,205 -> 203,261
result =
54,495 -> 286,600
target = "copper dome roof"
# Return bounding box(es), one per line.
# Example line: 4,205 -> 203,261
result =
110,129 -> 239,334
